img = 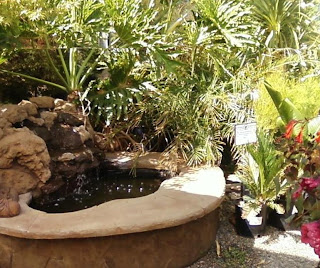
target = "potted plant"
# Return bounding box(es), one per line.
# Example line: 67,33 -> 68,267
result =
235,130 -> 288,237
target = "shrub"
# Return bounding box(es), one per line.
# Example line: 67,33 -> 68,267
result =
277,119 -> 320,257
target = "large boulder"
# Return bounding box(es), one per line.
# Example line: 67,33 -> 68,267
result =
0,101 -> 38,125
18,100 -> 38,116
0,168 -> 39,194
57,112 -> 83,126
0,97 -> 103,197
54,99 -> 77,113
0,128 -> 51,194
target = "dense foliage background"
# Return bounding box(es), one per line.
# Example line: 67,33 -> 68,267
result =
1,0 -> 320,165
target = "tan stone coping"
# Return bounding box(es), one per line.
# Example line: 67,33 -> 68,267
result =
0,153 -> 225,239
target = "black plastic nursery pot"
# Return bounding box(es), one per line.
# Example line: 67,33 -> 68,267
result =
267,201 -> 296,231
235,204 -> 268,238
267,209 -> 291,231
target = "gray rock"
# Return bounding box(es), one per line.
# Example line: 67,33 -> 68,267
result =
50,124 -> 83,150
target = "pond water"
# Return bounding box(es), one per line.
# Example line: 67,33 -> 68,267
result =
30,168 -> 172,213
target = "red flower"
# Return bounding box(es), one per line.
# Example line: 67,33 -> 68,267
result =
284,120 -> 298,139
295,128 -> 304,143
301,220 -> 320,257
315,131 -> 320,143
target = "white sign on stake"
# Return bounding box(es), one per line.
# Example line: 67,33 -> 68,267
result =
234,122 -> 257,146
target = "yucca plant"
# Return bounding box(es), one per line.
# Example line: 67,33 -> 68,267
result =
236,130 -> 288,219
251,0 -> 301,49
251,0 -> 320,52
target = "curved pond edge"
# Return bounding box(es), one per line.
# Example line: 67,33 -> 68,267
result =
0,152 -> 225,268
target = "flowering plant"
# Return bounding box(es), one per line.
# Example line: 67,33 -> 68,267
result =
301,221 -> 320,257
276,119 -> 320,257
263,82 -> 320,256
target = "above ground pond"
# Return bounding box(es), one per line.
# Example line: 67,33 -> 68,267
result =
30,168 -> 173,213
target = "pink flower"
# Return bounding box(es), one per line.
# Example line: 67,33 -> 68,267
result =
301,177 -> 320,192
301,220 -> 320,257
292,186 -> 303,200
292,177 -> 320,200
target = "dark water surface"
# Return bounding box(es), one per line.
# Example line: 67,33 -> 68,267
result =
30,168 -> 172,213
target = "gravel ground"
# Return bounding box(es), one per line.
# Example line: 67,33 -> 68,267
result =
187,193 -> 319,268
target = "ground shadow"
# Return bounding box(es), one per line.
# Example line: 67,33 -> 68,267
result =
187,195 -> 319,268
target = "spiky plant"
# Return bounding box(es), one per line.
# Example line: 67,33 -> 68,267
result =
236,130 -> 288,218
251,0 -> 319,50
134,72 -> 251,166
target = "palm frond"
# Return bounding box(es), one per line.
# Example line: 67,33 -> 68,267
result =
237,129 -> 288,202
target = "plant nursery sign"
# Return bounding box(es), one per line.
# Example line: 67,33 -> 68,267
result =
234,122 -> 257,146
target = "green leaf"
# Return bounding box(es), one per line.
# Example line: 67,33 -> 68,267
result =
295,196 -> 304,213
311,208 -> 320,221
280,98 -> 304,123
0,69 -> 68,92
264,81 -> 283,110
269,203 -> 285,215
154,47 -> 184,73
264,81 -> 304,124
307,116 -> 320,136
0,58 -> 6,65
